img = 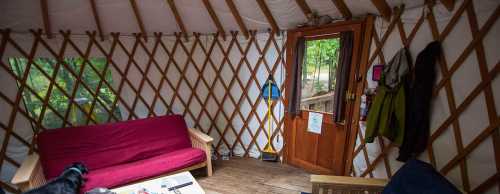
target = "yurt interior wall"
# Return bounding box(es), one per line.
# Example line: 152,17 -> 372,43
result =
0,0 -> 498,193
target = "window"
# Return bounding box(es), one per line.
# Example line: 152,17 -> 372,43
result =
300,38 -> 340,113
9,57 -> 121,129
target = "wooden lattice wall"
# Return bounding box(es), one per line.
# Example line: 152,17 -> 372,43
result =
351,0 -> 500,193
0,30 -> 286,193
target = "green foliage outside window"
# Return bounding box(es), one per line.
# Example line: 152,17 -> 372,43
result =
9,57 -> 121,129
301,38 -> 340,98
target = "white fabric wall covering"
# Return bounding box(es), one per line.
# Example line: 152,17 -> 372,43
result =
0,31 -> 286,191
0,33 -> 39,191
105,33 -> 286,158
352,1 -> 500,193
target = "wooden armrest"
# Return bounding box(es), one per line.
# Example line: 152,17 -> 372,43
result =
11,154 -> 47,191
188,128 -> 213,143
12,154 -> 40,184
311,175 -> 387,194
188,128 -> 213,176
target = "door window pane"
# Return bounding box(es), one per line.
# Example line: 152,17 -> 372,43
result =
300,38 -> 340,113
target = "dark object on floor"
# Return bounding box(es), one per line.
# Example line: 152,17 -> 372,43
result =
397,41 -> 441,162
23,163 -> 88,194
0,187 -> 5,194
382,159 -> 461,194
261,151 -> 279,162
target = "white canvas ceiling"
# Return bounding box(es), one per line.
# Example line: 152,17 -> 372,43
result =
0,0 -> 426,36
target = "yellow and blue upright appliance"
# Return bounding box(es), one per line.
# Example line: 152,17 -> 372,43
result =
260,75 -> 281,162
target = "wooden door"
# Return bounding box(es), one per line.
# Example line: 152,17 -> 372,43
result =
284,21 -> 364,175
287,111 -> 349,174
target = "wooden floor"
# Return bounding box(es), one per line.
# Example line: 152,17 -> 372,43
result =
193,157 -> 312,194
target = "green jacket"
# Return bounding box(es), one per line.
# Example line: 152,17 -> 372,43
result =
365,48 -> 410,146
365,79 -> 406,146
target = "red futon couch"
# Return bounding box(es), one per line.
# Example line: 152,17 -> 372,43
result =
11,115 -> 213,192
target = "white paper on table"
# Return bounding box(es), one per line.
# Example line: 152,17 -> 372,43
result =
111,172 -> 205,194
307,112 -> 323,134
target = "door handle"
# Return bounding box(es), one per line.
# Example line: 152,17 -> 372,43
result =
345,90 -> 356,101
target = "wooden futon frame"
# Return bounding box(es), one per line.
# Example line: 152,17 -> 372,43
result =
11,128 -> 213,192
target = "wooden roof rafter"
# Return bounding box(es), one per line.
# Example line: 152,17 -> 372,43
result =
39,0 -> 52,38
166,0 -> 189,41
89,0 -> 105,41
371,0 -> 392,21
225,0 -> 249,39
331,0 -> 352,19
202,0 -> 226,41
295,0 -> 312,19
256,0 -> 280,36
129,0 -> 148,41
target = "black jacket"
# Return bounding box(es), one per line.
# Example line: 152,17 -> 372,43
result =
397,41 -> 441,162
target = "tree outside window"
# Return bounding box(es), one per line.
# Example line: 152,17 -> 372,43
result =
9,57 -> 121,129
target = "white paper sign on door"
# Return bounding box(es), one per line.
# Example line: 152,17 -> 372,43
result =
307,112 -> 323,134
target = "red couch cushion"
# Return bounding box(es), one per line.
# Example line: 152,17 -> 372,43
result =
37,115 -> 192,179
81,148 -> 206,193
